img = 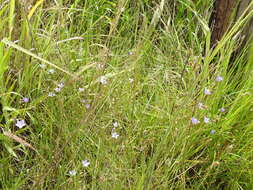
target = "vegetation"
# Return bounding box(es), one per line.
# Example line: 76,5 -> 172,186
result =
0,0 -> 253,189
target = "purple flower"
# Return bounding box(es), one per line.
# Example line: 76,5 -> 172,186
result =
78,88 -> 84,92
220,107 -> 225,112
113,122 -> 118,128
210,129 -> 216,134
204,116 -> 210,123
22,97 -> 29,103
69,170 -> 77,176
191,117 -> 200,125
48,92 -> 56,97
129,78 -> 134,83
85,104 -> 91,109
216,76 -> 223,82
54,87 -> 62,92
82,160 -> 90,167
39,64 -> 46,69
100,76 -> 108,85
48,69 -> 55,74
112,131 -> 119,139
204,88 -> 211,95
15,119 -> 26,129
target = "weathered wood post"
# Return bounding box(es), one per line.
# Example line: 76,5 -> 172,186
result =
210,0 -> 253,47
235,0 -> 253,44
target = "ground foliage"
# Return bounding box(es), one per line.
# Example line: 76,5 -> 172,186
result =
0,0 -> 253,189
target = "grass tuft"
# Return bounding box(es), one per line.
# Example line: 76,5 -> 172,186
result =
0,0 -> 253,189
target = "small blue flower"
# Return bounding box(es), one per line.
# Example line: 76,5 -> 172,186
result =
204,88 -> 211,95
85,104 -> 91,109
39,64 -> 46,69
16,119 -> 26,129
204,116 -> 210,123
48,69 -> 55,74
112,131 -> 119,139
216,76 -> 223,82
78,88 -> 84,92
220,107 -> 225,112
54,87 -> 62,92
22,97 -> 29,103
191,117 -> 200,125
129,78 -> 134,83
113,122 -> 118,128
128,51 -> 133,56
48,92 -> 56,97
100,76 -> 108,85
82,160 -> 90,167
69,170 -> 77,176
210,129 -> 216,134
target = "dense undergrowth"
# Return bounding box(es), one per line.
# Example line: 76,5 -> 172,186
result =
0,0 -> 253,189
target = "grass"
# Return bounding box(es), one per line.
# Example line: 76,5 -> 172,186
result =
0,0 -> 253,189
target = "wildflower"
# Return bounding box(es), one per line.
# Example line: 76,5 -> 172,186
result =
210,129 -> 216,135
112,131 -> 119,139
58,82 -> 64,88
220,107 -> 225,112
78,88 -> 84,92
39,64 -> 46,69
129,78 -> 134,83
113,122 -> 118,128
48,69 -> 55,74
85,104 -> 91,109
198,102 -> 205,110
191,117 -> 200,125
204,88 -> 211,95
16,119 -> 26,129
82,160 -> 90,167
48,92 -> 56,97
204,116 -> 210,123
128,51 -> 133,56
216,76 -> 223,82
69,170 -> 77,176
100,76 -> 108,85
22,97 -> 29,103
54,87 -> 62,92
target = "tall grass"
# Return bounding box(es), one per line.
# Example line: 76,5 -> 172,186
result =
0,0 -> 253,189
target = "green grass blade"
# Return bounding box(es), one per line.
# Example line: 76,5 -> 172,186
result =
8,0 -> 15,39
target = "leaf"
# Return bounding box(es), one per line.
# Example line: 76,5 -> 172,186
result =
1,38 -> 77,78
2,106 -> 17,112
9,0 -> 15,38
3,130 -> 36,151
28,0 -> 45,20
4,144 -> 18,158
0,42 -> 11,84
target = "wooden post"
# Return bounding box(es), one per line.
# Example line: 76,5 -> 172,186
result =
210,0 -> 238,46
210,0 -> 253,47
235,0 -> 253,43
